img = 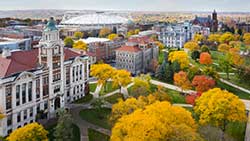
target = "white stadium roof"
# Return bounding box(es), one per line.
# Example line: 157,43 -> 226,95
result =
61,13 -> 129,25
79,37 -> 110,44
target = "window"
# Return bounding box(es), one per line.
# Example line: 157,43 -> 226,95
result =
36,79 -> 40,99
23,110 -> 27,120
30,108 -> 33,117
37,104 -> 40,112
7,115 -> 12,126
17,113 -> 21,123
44,101 -> 48,110
22,83 -> 26,104
28,82 -> 32,102
72,67 -> 75,82
5,85 -> 12,110
16,85 -> 20,106
54,85 -> 60,93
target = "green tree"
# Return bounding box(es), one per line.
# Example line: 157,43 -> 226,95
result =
54,109 -> 73,141
64,37 -> 74,48
74,31 -> 84,40
130,74 -> 151,97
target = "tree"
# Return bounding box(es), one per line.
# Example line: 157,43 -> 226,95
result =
192,75 -> 215,93
107,33 -> 118,40
193,34 -> 205,43
187,66 -> 201,80
184,41 -> 200,51
202,66 -> 220,80
90,64 -> 114,92
219,32 -> 234,44
194,88 -> 247,141
174,71 -> 192,91
201,45 -> 210,53
228,48 -> 244,67
191,50 -> 200,61
73,41 -> 88,51
112,69 -> 131,96
218,43 -> 231,53
111,101 -> 203,141
54,109 -> 73,141
155,41 -> 165,51
243,33 -> 250,45
74,31 -> 83,40
99,27 -> 112,37
208,33 -> 220,43
64,37 -> 74,47
134,29 -> 140,34
199,52 -> 212,65
238,66 -> 250,85
229,41 -> 241,48
130,74 -> 151,97
219,54 -> 231,80
168,51 -> 189,69
7,123 -> 48,141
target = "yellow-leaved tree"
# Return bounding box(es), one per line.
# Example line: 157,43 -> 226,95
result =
184,41 -> 200,51
208,33 -> 221,43
73,31 -> 84,40
7,122 -> 48,141
112,69 -> 131,98
130,74 -> 151,97
193,34 -> 205,43
168,51 -> 189,69
218,43 -> 231,53
155,41 -> 165,51
243,33 -> 250,45
219,32 -> 234,44
73,41 -> 88,51
90,64 -> 114,92
108,33 -> 118,40
111,101 -> 203,141
99,27 -> 112,37
194,88 -> 247,141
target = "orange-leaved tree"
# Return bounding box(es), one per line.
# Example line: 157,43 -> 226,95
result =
199,52 -> 212,65
174,71 -> 192,91
192,75 -> 215,93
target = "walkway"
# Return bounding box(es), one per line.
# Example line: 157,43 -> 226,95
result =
69,104 -> 111,141
245,113 -> 250,141
219,78 -> 250,94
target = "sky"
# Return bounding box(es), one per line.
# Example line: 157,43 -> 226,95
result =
0,0 -> 250,12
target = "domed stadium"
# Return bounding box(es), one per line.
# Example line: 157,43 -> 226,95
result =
60,12 -> 130,31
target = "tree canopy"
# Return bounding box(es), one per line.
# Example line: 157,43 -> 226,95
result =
7,123 -> 48,141
73,41 -> 88,51
111,101 -> 203,141
168,51 -> 189,69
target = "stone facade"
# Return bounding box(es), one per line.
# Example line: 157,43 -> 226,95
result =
116,36 -> 159,75
0,18 -> 89,136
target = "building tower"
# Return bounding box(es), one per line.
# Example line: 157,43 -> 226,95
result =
38,17 -> 65,118
212,10 -> 218,32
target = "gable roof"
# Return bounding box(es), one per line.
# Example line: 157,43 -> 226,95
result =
0,48 -> 81,78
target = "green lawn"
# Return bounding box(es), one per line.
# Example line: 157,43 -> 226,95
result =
46,123 -> 80,141
216,80 -> 250,100
74,94 -> 93,104
165,88 -> 186,104
104,93 -> 124,104
100,82 -> 118,95
158,51 -> 165,64
79,108 -> 111,129
90,83 -> 97,92
220,73 -> 250,91
88,128 -> 110,141
226,122 -> 246,141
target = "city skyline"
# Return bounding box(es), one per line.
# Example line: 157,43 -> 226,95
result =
1,0 -> 250,12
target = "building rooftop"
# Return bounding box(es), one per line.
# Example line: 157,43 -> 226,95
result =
44,17 -> 58,32
0,48 -> 80,78
116,46 -> 141,53
79,37 -> 110,44
61,13 -> 129,25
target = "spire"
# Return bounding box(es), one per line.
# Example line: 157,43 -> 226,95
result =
44,17 -> 58,32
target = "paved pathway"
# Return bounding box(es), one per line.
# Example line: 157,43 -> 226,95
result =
245,113 -> 250,141
69,105 -> 111,141
219,78 -> 250,94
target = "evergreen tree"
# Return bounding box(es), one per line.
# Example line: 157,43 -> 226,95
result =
54,109 -> 73,141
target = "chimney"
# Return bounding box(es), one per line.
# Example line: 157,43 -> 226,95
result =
2,48 -> 11,58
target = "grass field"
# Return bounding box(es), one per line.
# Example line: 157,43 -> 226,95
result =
88,128 -> 110,141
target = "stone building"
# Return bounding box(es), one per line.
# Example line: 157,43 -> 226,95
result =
0,18 -> 89,136
116,36 -> 159,75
